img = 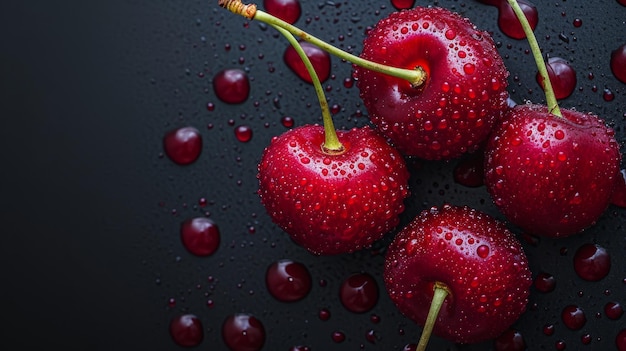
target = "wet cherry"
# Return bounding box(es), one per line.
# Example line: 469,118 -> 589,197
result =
169,314 -> 204,347
163,126 -> 202,165
213,68 -> 251,104
573,243 -> 611,281
180,217 -> 220,256
265,259 -> 312,302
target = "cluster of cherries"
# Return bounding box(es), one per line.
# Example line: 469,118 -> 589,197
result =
166,0 -> 626,350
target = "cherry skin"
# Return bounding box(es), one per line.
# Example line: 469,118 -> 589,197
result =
384,204 -> 532,344
484,104 -> 621,237
355,7 -> 510,160
257,124 -> 410,255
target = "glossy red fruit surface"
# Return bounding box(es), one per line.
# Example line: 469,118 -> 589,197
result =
356,7 -> 509,160
384,204 -> 531,344
484,104 -> 621,237
257,124 -> 410,255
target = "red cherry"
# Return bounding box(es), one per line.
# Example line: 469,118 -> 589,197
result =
484,104 -> 621,237
384,204 -> 531,344
257,124 -> 410,255
356,7 -> 509,160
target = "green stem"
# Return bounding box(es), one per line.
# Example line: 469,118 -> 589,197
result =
218,0 -> 427,87
270,24 -> 343,152
506,0 -> 562,117
416,282 -> 450,351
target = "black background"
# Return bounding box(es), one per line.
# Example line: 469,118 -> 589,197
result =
1,0 -> 625,350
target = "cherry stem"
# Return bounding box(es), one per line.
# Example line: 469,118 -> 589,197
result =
506,0 -> 562,117
416,282 -> 450,351
218,0 -> 427,87
272,24 -> 344,152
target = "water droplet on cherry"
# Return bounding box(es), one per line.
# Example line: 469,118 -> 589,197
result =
163,126 -> 202,165
265,259 -> 312,302
213,68 -> 251,104
180,217 -> 220,256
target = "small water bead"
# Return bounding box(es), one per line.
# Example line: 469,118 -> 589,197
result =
573,243 -> 611,281
494,329 -> 526,351
263,0 -> 301,24
339,273 -> 379,313
213,69 -> 250,104
605,301 -> 624,320
283,41 -> 331,84
222,314 -> 266,351
289,346 -> 311,351
265,259 -> 312,302
318,308 -> 331,321
235,125 -> 253,142
535,57 -> 577,99
169,314 -> 204,347
611,44 -> 626,83
555,340 -> 566,350
180,217 -> 220,256
543,324 -> 555,336
603,88 -> 615,102
573,18 -> 582,27
534,272 -> 556,293
281,116 -> 295,128
390,0 -> 415,10
163,126 -> 202,165
561,305 -> 587,330
331,331 -> 346,343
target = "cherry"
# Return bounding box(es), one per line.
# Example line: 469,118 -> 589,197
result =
263,0 -> 301,24
610,43 -> 626,84
536,57 -> 576,100
339,272 -> 379,313
222,314 -> 266,351
573,243 -> 611,281
484,0 -> 621,237
384,204 -> 531,347
355,6 -> 510,159
561,305 -> 586,330
169,314 -> 204,347
163,126 -> 203,165
284,41 -> 331,84
213,68 -> 251,104
257,125 -> 410,255
180,217 -> 221,256
265,259 -> 312,302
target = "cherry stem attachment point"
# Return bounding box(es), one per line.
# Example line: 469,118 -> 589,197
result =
416,282 -> 451,351
506,0 -> 562,117
270,25 -> 344,152
218,0 -> 427,87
